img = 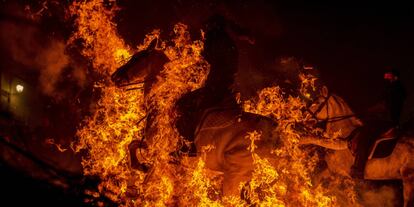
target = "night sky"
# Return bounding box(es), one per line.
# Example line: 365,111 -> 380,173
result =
112,0 -> 414,118
1,0 -> 413,116
273,1 -> 414,114
1,0 -> 413,137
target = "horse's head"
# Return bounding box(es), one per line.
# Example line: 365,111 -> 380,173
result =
306,85 -> 330,119
306,86 -> 363,138
111,39 -> 167,87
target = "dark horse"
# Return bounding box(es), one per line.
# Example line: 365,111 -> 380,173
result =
111,39 -> 280,196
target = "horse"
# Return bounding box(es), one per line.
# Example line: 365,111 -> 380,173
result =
299,85 -> 414,207
111,39 -> 280,196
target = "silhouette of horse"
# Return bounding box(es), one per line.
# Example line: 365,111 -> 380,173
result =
111,39 -> 280,196
299,86 -> 414,207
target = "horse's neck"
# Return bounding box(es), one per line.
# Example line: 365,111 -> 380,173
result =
325,94 -> 363,139
144,52 -> 169,95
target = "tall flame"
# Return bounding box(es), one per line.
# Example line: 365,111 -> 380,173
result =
242,87 -> 334,206
68,0 -> 145,202
67,1 -> 360,206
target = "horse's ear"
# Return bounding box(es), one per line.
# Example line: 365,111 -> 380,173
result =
321,85 -> 329,97
147,39 -> 157,51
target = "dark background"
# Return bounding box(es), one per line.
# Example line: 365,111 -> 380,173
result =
114,0 -> 414,118
1,0 -> 413,121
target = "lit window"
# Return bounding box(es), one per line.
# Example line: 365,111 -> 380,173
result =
16,84 -> 24,93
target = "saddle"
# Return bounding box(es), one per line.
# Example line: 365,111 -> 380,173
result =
176,103 -> 241,141
367,127 -> 400,159
349,126 -> 401,160
193,106 -> 241,136
175,89 -> 240,142
174,101 -> 240,156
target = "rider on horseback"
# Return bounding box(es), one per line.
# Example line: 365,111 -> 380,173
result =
175,14 -> 254,155
350,69 -> 406,179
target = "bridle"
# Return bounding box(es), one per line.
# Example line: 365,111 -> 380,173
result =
305,92 -> 357,132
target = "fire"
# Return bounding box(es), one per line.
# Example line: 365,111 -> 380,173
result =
67,0 -> 361,206
243,83 -> 361,206
68,0 -> 130,75
68,0 -> 145,202
243,89 -> 337,206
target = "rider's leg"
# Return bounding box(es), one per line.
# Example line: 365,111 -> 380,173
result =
351,121 -> 389,178
174,87 -> 237,157
174,89 -> 207,156
351,134 -> 371,179
351,122 -> 378,178
128,110 -> 157,171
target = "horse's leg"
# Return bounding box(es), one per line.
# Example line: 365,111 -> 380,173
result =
222,145 -> 254,196
223,166 -> 252,197
402,179 -> 414,207
313,167 -> 331,187
401,167 -> 414,207
127,109 -> 159,172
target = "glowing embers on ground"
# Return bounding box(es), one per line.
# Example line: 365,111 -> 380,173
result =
68,1 -> 360,206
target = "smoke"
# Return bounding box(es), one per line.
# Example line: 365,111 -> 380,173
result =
36,40 -> 69,97
360,184 -> 401,207
0,21 -> 85,99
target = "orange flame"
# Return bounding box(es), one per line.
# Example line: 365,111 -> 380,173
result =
68,1 -> 360,206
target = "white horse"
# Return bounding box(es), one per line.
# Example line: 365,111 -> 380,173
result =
299,86 -> 414,207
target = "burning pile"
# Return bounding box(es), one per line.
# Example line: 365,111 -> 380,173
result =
67,0 -> 360,206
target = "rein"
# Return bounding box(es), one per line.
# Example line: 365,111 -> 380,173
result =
305,93 -> 357,131
118,81 -> 144,91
